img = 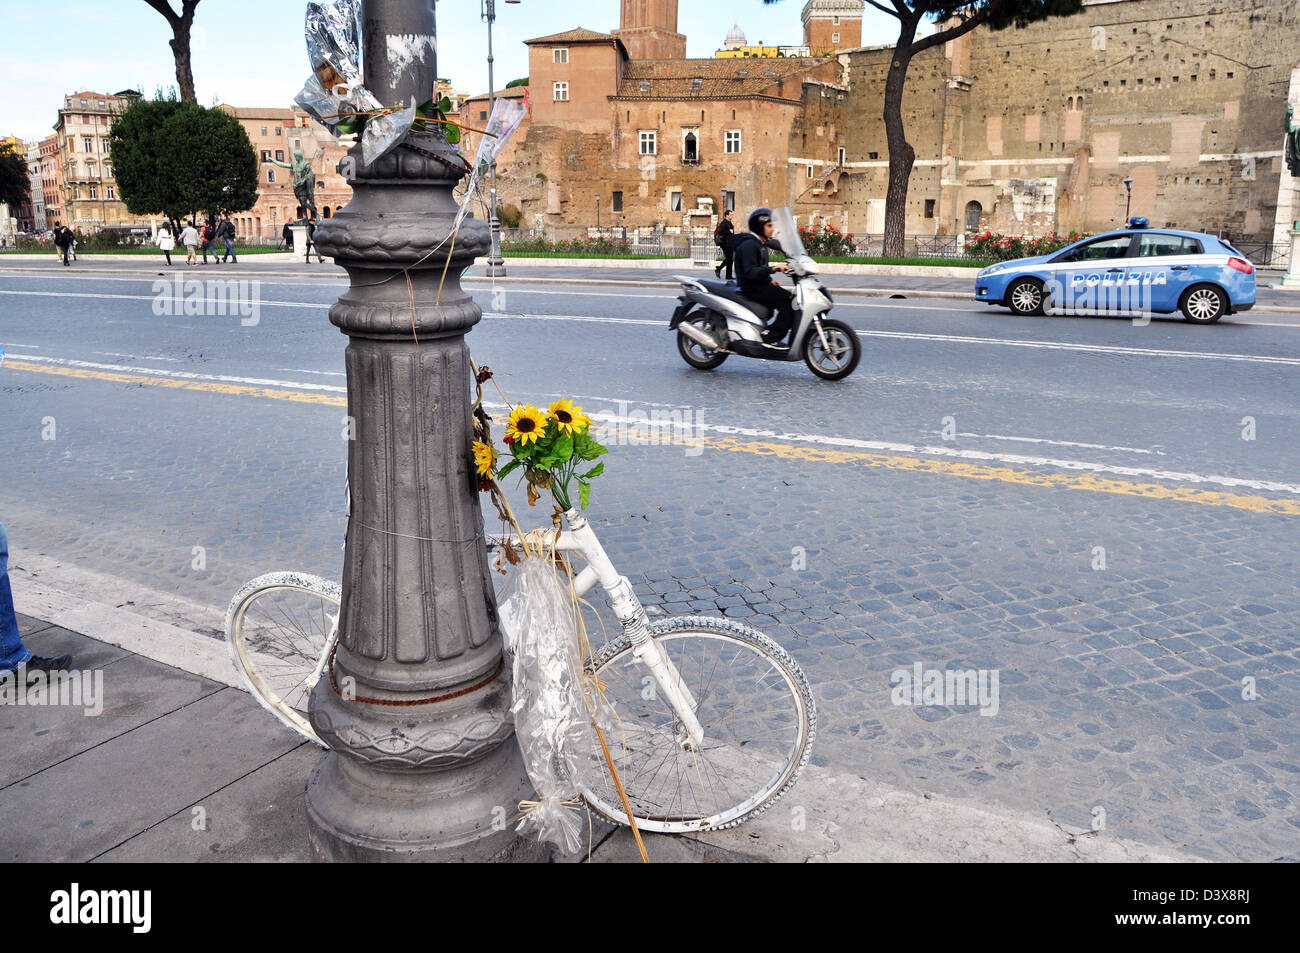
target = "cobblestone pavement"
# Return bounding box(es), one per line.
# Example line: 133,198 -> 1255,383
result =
1,270 -> 1297,861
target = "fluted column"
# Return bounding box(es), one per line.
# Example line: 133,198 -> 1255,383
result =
304,0 -> 540,862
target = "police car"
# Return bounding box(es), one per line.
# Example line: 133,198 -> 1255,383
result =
974,219 -> 1256,323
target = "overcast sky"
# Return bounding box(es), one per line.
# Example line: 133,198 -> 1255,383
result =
1,0 -> 908,142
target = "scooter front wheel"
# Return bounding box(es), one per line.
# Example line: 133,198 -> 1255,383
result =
804,318 -> 861,380
676,312 -> 729,370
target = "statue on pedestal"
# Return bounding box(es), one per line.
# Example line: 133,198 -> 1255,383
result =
269,149 -> 318,221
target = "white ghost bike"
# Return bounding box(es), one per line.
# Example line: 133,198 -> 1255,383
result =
225,508 -> 815,833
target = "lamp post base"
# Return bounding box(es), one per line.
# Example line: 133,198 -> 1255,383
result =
484,257 -> 508,277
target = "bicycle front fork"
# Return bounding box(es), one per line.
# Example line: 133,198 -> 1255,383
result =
607,577 -> 705,750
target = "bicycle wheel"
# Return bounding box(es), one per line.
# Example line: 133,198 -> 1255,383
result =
225,572 -> 340,745
581,616 -> 815,833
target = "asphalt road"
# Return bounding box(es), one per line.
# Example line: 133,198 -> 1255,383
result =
1,261 -> 1298,861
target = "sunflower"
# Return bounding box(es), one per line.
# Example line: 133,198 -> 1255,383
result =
472,440 -> 495,477
506,404 -> 550,446
548,398 -> 591,436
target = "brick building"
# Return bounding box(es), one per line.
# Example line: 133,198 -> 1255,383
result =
39,135 -> 62,230
802,0 -> 865,56
218,106 -> 352,240
493,13 -> 844,231
827,0 -> 1300,244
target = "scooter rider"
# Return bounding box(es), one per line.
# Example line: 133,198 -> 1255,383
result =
732,208 -> 797,344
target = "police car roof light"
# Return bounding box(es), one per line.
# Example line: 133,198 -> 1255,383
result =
1128,217 -> 1149,228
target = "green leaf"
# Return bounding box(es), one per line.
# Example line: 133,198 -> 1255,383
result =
578,462 -> 604,480
578,481 -> 591,509
439,96 -> 452,114
496,458 -> 522,480
445,125 -> 461,145
572,432 -> 607,462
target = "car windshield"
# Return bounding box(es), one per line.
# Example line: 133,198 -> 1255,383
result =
770,207 -> 815,273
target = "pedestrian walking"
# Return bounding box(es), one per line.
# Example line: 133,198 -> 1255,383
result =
52,223 -> 73,266
180,222 -> 199,265
200,219 -> 216,264
0,523 -> 73,680
218,214 -> 238,263
156,225 -> 175,266
714,209 -> 736,281
306,217 -> 325,263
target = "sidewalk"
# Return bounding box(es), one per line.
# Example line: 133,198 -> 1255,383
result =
0,566 -> 1189,863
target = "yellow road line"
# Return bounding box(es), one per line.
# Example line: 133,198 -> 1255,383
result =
5,359 -> 347,407
7,358 -> 1297,515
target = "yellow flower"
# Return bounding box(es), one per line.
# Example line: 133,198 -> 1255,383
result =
506,404 -> 550,446
548,398 -> 591,436
472,440 -> 494,477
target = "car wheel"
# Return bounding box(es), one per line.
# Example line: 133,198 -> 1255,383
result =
1006,278 -> 1046,316
1180,284 -> 1226,324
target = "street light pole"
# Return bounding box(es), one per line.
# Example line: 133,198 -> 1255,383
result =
483,0 -> 519,278
307,0 -> 540,862
596,194 -> 600,230
1124,175 -> 1133,223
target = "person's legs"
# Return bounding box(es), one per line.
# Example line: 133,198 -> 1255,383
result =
0,523 -> 32,672
225,238 -> 236,262
746,283 -> 797,343
163,249 -> 171,265
722,246 -> 735,281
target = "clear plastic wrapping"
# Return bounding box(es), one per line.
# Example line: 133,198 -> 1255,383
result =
305,0 -> 363,90
299,0 -> 413,161
497,554 -> 594,854
454,96 -> 530,231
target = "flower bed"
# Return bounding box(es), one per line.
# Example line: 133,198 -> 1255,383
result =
963,231 -> 1086,262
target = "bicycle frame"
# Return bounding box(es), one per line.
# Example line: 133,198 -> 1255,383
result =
487,510 -> 706,750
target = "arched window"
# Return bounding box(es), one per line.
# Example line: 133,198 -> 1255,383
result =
964,200 -> 983,231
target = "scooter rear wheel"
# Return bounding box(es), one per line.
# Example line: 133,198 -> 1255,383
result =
803,318 -> 860,380
677,311 -> 729,370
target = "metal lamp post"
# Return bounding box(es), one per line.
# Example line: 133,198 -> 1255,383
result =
483,0 -> 520,278
1123,175 -> 1133,222
596,194 -> 601,231
306,0 -> 541,862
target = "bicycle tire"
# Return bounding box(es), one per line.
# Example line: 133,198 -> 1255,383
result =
581,615 -> 815,833
225,572 -> 340,746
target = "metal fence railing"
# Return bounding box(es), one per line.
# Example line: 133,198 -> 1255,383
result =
1229,240 -> 1287,269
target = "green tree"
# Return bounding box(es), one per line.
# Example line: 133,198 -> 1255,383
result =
505,77 -> 529,88
109,95 -> 258,229
143,1 -> 201,104
765,0 -> 1083,256
0,141 -> 29,210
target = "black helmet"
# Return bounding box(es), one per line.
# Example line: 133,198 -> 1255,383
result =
748,207 -> 773,234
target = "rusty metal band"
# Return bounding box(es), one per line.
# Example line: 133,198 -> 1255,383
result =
399,142 -> 472,175
328,643 -> 504,706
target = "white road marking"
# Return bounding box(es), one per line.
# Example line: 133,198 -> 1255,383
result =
10,349 -> 1298,495
943,431 -> 1167,455
95,350 -> 182,362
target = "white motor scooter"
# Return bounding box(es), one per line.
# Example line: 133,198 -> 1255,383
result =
669,207 -> 861,380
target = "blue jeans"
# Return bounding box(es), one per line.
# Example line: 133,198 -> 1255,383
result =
224,238 -> 236,262
0,523 -> 32,671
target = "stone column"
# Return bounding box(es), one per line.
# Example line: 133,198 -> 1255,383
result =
289,223 -> 308,263
305,0 -> 540,862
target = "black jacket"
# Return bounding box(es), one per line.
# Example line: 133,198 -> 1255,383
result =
217,220 -> 235,241
715,217 -> 735,248
732,231 -> 777,292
